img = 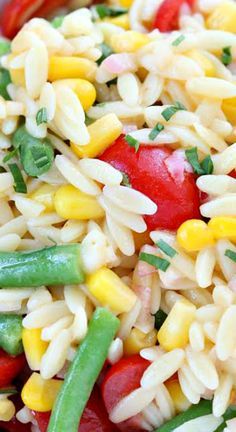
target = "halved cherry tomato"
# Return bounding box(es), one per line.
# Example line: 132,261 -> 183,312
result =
0,349 -> 26,388
152,0 -> 195,32
100,136 -> 201,231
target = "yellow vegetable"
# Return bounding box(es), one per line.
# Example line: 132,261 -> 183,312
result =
54,185 -> 104,220
165,380 -> 191,413
48,56 -> 97,82
207,1 -> 236,32
124,328 -> 157,356
110,31 -> 150,53
158,300 -> 196,351
222,97 -> 236,125
120,0 -> 133,6
0,399 -> 15,421
86,267 -> 137,314
22,328 -> 48,371
22,373 -> 62,412
208,216 -> 236,242
71,113 -> 122,158
187,50 -> 216,77
31,184 -> 58,212
104,14 -> 130,30
53,79 -> 96,111
177,219 -> 215,252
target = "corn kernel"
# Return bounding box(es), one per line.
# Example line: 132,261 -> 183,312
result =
86,267 -> 137,314
53,79 -> 96,111
21,373 -> 62,412
120,0 -> 133,6
48,56 -> 97,82
22,328 -> 48,371
124,328 -> 157,356
104,14 -> 130,30
187,50 -> 216,77
165,380 -> 191,413
207,1 -> 236,32
177,219 -> 215,252
30,184 -> 58,212
110,31 -> 150,53
208,216 -> 236,241
71,113 -> 122,158
0,399 -> 15,421
54,184 -> 104,220
158,300 -> 196,351
222,97 -> 236,125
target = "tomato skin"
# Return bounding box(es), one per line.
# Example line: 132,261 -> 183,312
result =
230,170 -> 236,179
0,350 -> 26,388
0,416 -> 32,432
100,136 -> 201,231
152,0 -> 195,32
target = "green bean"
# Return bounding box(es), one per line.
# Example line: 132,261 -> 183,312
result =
48,307 -> 119,432
0,314 -> 23,355
0,245 -> 84,288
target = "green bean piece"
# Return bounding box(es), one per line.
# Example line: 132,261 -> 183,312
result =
0,69 -> 11,100
48,308 -> 119,432
0,314 -> 23,355
0,245 -> 84,288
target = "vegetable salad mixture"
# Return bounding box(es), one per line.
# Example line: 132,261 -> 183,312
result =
0,0 -> 236,431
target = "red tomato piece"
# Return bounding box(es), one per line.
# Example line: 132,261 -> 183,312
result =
100,136 -> 201,231
0,350 -> 26,388
230,170 -> 236,179
152,0 -> 195,32
0,416 -> 32,432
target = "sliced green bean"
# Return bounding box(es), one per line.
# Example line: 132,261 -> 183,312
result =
0,245 -> 84,288
48,307 -> 119,432
0,314 -> 23,355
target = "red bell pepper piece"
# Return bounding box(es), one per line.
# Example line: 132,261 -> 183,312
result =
152,0 -> 195,32
0,349 -> 26,388
100,136 -> 201,231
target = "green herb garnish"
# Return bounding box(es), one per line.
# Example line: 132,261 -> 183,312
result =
3,148 -> 18,163
172,35 -> 185,46
154,309 -> 167,330
185,147 -> 214,175
8,163 -> 27,194
201,155 -> 213,175
125,134 -> 140,153
221,46 -> 232,66
0,69 -> 11,100
156,239 -> 177,258
51,16 -> 65,28
161,101 -> 186,121
139,252 -> 170,272
225,249 -> 236,263
95,4 -> 128,19
149,123 -> 164,140
36,107 -> 48,126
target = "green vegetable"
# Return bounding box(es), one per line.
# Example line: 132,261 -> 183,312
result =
221,46 -> 232,66
97,43 -> 113,66
95,4 -> 128,19
139,252 -> 170,272
3,148 -> 18,163
85,114 -> 94,126
0,314 -> 23,355
149,123 -> 164,140
48,307 -> 119,432
156,240 -> 177,258
154,309 -> 167,330
225,249 -> 236,263
0,388 -> 17,395
51,16 -> 65,28
185,147 -> 214,175
0,244 -> 85,288
172,35 -> 185,46
8,163 -> 27,194
13,126 -> 54,177
125,134 -> 140,152
201,155 -> 214,174
0,69 -> 11,100
36,107 -> 48,126
0,40 -> 11,56
161,101 -> 186,121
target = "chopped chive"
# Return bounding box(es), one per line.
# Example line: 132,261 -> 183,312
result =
156,239 -> 177,258
225,249 -> 236,263
0,40 -> 11,56
121,171 -> 131,187
185,147 -> 214,175
8,163 -> 27,194
3,148 -> 18,163
149,123 -> 164,140
125,134 -> 140,153
161,101 -> 186,121
201,155 -> 213,174
172,35 -> 185,46
36,107 -> 48,126
97,43 -> 113,66
95,4 -> 128,19
30,147 -> 50,169
139,252 -> 170,272
0,388 -> 17,395
51,16 -> 64,28
221,46 -> 232,66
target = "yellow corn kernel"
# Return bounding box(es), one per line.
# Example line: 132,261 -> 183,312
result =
30,184 -> 58,212
0,399 -> 15,421
222,97 -> 236,125
53,79 -> 96,111
22,328 -> 48,371
165,380 -> 191,413
71,113 -> 122,158
208,216 -> 236,241
120,0 -> 133,6
158,300 -> 196,351
104,14 -> 130,30
177,219 -> 215,252
124,328 -> 157,356
22,373 -> 62,412
86,267 -> 137,314
54,185 -> 104,220
207,1 -> 236,32
110,31 -> 150,53
48,56 -> 97,82
187,50 -> 216,77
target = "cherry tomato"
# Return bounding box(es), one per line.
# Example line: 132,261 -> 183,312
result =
230,170 -> 236,179
0,350 -> 26,388
152,0 -> 195,32
100,136 -> 201,231
0,416 -> 32,432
